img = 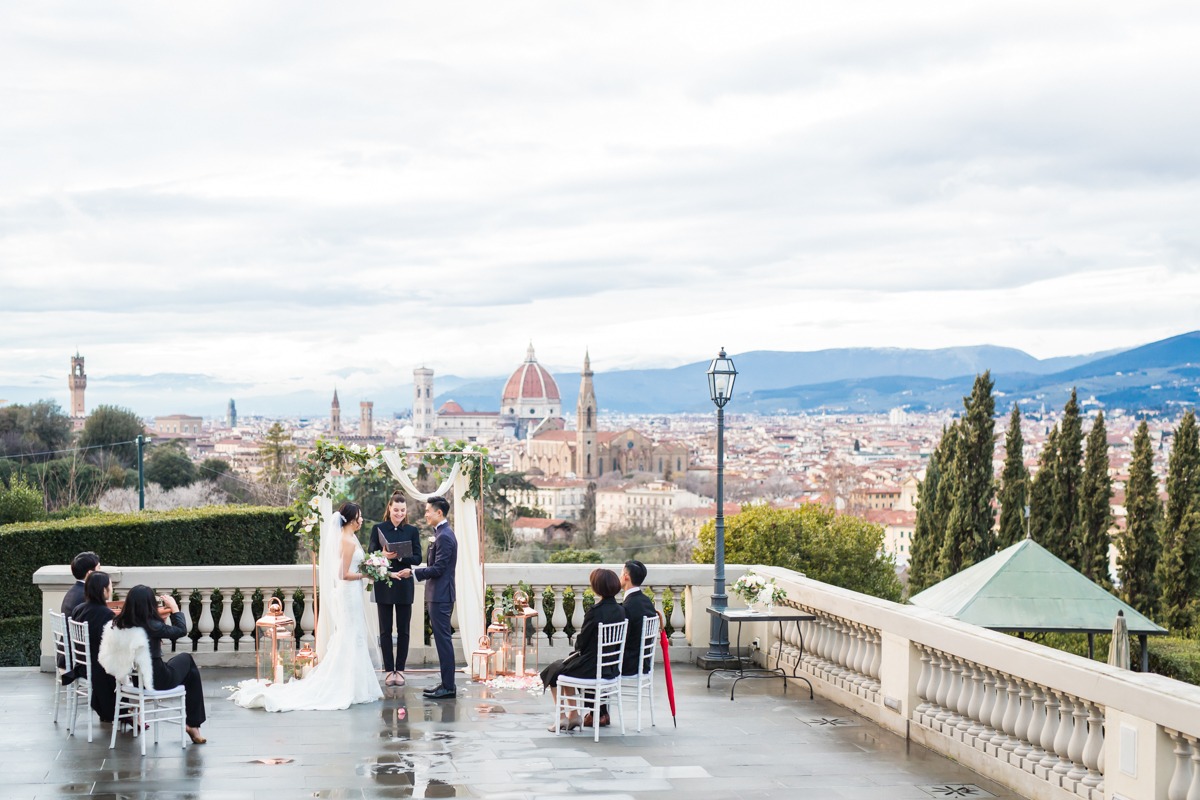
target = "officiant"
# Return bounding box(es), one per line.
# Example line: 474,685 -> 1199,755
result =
369,491 -> 423,687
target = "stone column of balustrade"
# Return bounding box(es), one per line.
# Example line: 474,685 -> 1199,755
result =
986,670 -> 1011,752
550,586 -> 568,647
1036,688 -> 1063,774
234,588 -> 255,651
1011,679 -> 1036,762
845,625 -> 866,690
914,647 -> 934,722
941,657 -> 965,728
964,664 -> 988,743
1186,734 -> 1200,800
1050,690 -> 1076,778
568,584 -> 584,647
198,590 -> 217,652
299,590 -> 315,645
668,586 -> 686,647
866,630 -> 882,693
1000,675 -> 1025,760
216,588 -> 236,651
799,614 -> 819,669
170,587 -> 194,653
932,652 -> 954,729
1023,684 -> 1048,769
1080,701 -> 1105,789
834,620 -> 854,684
806,616 -> 828,678
1066,696 -> 1090,783
1165,729 -> 1192,800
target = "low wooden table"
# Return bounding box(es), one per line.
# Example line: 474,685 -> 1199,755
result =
706,607 -> 816,700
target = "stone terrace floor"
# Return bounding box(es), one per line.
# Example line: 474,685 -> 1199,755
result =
0,664 -> 1030,800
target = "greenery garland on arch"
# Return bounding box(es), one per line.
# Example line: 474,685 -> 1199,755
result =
287,438 -> 495,549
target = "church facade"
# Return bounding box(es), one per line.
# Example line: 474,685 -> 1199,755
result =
512,352 -> 689,481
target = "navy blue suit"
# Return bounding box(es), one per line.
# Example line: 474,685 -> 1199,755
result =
415,520 -> 457,690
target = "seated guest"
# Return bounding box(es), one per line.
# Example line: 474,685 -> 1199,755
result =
70,571 -> 117,724
61,551 -> 100,614
590,560 -> 658,727
101,584 -> 208,744
540,568 -> 624,732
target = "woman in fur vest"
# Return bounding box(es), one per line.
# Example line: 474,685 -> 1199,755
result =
104,584 -> 207,744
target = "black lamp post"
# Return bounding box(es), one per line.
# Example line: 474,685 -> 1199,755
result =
704,347 -> 737,661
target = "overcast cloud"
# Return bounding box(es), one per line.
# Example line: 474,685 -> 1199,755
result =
2,1 -> 1199,413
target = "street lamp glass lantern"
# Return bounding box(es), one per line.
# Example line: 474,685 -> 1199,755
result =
707,348 -> 738,408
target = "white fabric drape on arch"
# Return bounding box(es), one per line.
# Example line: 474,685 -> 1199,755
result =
315,497 -> 339,661
379,452 -> 485,671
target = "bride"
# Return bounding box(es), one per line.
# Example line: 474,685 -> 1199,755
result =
230,501 -> 384,712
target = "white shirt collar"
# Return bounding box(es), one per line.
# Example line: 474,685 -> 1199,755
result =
623,586 -> 643,600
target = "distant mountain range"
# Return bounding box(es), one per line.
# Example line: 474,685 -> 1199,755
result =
4,332 -> 1197,417
438,332 -> 1199,416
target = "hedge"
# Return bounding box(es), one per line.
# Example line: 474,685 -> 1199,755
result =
0,616 -> 40,666
0,505 -> 296,621
1028,630 -> 1200,687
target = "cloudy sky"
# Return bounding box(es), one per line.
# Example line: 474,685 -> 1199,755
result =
3,2 -> 1199,414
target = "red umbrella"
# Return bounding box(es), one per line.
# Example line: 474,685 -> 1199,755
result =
659,614 -> 677,727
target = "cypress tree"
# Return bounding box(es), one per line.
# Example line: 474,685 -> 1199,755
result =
930,423 -> 961,584
1077,411 -> 1113,587
1050,389 -> 1084,566
908,434 -> 945,595
939,372 -> 997,576
1028,426 -> 1058,546
1157,410 -> 1200,628
1117,420 -> 1160,615
996,404 -> 1029,549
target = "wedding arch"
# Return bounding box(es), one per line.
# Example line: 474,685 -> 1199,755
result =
288,439 -> 495,667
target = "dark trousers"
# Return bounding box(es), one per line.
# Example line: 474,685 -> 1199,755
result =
377,602 -> 413,672
428,602 -> 456,690
153,653 -> 207,728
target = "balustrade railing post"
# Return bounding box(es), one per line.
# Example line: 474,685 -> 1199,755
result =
1025,685 -> 1048,767
216,588 -> 234,651
669,585 -> 686,646
1066,698 -> 1089,782
915,648 -> 933,718
569,584 -> 584,647
1038,689 -> 1062,771
1080,701 -> 1105,788
1051,692 -> 1075,776
235,587 -> 254,651
550,586 -> 568,647
1012,680 -> 1034,760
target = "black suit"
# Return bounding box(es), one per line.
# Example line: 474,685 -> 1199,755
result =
143,611 -> 206,728
621,589 -> 658,676
368,521 -> 422,672
70,601 -> 116,722
541,597 -> 626,687
415,520 -> 457,690
61,581 -> 85,615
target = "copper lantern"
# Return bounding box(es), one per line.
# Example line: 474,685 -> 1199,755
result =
502,596 -> 539,677
294,643 -> 316,679
256,597 -> 296,684
471,636 -> 497,682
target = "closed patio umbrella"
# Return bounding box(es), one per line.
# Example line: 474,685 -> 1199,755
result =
1107,610 -> 1130,669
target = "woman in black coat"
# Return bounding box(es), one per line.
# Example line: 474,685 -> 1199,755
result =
111,584 -> 207,743
540,568 -> 624,731
69,571 -> 117,723
368,492 -> 423,686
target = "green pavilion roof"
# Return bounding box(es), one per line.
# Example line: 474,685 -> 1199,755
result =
909,538 -> 1167,635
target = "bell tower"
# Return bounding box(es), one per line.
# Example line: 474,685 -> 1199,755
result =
413,367 -> 435,437
359,401 -> 374,438
575,350 -> 598,478
69,353 -> 87,430
331,389 -> 341,434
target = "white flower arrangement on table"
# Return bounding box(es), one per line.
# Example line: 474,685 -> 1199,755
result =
733,571 -> 787,607
361,551 -> 393,587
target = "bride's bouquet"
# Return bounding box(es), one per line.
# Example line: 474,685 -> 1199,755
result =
361,551 -> 393,587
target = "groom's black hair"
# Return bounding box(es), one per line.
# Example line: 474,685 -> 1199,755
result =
427,496 -> 450,518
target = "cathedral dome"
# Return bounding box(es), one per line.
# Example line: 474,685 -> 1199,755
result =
501,344 -> 561,405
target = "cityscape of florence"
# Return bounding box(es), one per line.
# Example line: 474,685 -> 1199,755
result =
3,4 -> 1200,800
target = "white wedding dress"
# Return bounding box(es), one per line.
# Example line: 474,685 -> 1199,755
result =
230,539 -> 383,712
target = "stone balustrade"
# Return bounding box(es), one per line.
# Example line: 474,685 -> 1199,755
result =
34,562 -> 728,670
33,560 -> 1200,800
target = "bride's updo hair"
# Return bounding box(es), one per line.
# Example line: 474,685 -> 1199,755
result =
338,501 -> 361,526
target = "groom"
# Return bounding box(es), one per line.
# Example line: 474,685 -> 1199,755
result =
398,495 -> 457,700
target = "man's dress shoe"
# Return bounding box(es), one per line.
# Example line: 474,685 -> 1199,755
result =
427,686 -> 457,699
422,684 -> 443,695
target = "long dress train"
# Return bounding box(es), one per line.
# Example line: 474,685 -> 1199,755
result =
229,541 -> 383,712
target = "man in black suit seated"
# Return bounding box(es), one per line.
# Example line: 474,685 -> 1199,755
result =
589,559 -> 657,727
61,551 -> 101,614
